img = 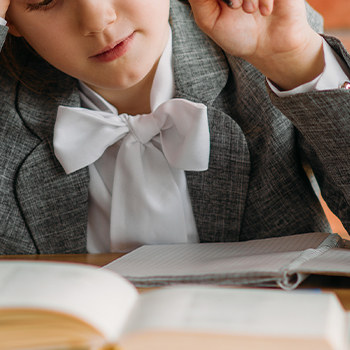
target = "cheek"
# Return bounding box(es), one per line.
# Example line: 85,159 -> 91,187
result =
26,36 -> 61,64
130,0 -> 169,28
6,9 -> 70,58
21,27 -> 73,64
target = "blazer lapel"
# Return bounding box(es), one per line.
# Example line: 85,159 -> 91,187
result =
15,56 -> 89,253
170,0 -> 251,242
170,0 -> 228,105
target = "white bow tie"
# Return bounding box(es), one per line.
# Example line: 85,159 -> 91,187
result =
53,98 -> 209,252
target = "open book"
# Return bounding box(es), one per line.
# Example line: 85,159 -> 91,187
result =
105,232 -> 350,289
0,260 -> 349,350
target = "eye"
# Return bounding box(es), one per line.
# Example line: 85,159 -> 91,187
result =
26,0 -> 57,11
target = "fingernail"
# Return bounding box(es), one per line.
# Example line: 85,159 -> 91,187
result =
230,0 -> 242,8
245,1 -> 255,11
260,4 -> 271,15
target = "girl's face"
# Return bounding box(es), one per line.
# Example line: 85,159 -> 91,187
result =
6,0 -> 170,96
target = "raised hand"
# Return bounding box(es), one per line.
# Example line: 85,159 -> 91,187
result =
0,0 -> 10,19
188,0 -> 324,90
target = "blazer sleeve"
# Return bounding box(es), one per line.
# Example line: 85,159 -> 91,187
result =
267,35 -> 350,234
0,24 -> 8,51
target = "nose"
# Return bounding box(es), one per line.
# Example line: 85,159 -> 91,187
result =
77,0 -> 117,36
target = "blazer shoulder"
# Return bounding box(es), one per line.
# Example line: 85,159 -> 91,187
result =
0,25 -> 8,50
306,2 -> 324,34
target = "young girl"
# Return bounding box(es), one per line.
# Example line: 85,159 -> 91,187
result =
0,0 -> 350,254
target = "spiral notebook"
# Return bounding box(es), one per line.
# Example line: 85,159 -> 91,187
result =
104,232 -> 350,289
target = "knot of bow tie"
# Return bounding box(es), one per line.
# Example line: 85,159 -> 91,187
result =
54,98 -> 209,174
53,98 -> 209,252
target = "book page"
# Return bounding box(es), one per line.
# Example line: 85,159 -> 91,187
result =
120,286 -> 347,350
104,232 -> 332,287
0,261 -> 138,342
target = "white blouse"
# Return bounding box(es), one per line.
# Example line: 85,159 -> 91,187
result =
79,29 -> 200,253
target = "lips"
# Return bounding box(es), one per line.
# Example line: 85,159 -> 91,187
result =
90,33 -> 135,63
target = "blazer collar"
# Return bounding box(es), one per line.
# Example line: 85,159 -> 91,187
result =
169,0 -> 229,105
16,55 -> 80,144
170,1 -> 250,242
15,54 -> 88,254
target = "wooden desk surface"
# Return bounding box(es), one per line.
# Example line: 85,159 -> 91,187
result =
2,253 -> 350,310
0,253 -> 123,267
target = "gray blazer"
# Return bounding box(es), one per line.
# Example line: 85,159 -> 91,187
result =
0,0 -> 349,254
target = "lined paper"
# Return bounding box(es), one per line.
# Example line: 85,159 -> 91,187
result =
104,232 -> 342,288
297,249 -> 350,275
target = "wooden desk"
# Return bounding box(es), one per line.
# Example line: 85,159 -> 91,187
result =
2,253 -> 350,310
0,253 -> 123,267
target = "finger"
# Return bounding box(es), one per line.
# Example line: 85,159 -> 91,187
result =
241,0 -> 259,13
187,0 -> 221,31
227,0 -> 243,10
0,0 -> 10,18
187,0 -> 219,18
259,0 -> 274,16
